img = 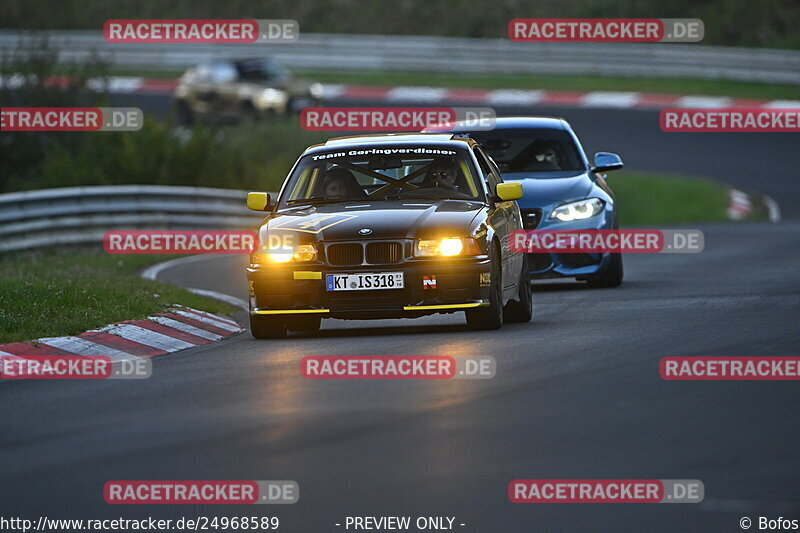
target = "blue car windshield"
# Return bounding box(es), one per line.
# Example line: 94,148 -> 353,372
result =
465,128 -> 585,174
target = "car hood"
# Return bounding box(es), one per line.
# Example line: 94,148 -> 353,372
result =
263,200 -> 484,243
503,171 -> 594,208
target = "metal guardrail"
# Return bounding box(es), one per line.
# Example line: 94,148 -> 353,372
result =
1,30 -> 799,85
0,185 -> 268,252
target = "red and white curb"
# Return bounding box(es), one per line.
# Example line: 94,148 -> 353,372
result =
322,85 -> 800,110
3,74 -> 797,111
726,188 -> 782,222
0,305 -> 243,378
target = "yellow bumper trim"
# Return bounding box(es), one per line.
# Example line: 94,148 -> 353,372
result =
403,302 -> 488,311
252,309 -> 330,315
293,271 -> 323,280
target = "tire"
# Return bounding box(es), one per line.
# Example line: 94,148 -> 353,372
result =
503,256 -> 533,323
174,100 -> 195,126
466,241 -> 504,331
250,315 -> 287,339
586,252 -> 624,288
286,316 -> 322,333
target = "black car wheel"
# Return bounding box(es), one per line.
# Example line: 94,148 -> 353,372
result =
174,100 -> 195,126
466,241 -> 503,331
286,316 -> 322,333
250,315 -> 287,339
503,255 -> 533,323
586,252 -> 624,288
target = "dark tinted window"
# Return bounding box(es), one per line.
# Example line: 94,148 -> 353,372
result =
235,59 -> 291,82
466,128 -> 585,172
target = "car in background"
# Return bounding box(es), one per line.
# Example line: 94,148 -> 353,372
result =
427,117 -> 624,287
244,133 -> 532,338
173,57 -> 323,124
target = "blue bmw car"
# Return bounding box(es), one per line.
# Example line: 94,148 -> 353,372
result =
432,117 -> 624,287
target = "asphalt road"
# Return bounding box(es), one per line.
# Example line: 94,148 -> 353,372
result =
2,221 -> 800,532
2,97 -> 799,532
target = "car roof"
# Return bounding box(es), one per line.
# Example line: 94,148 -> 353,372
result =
438,116 -> 570,131
304,133 -> 474,154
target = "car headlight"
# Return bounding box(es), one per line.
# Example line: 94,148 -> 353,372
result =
309,82 -> 323,99
253,244 -> 317,264
415,238 -> 481,257
259,88 -> 286,106
550,198 -> 605,222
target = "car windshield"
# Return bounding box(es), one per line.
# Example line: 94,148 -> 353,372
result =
235,59 -> 291,82
279,146 -> 485,207
464,128 -> 585,173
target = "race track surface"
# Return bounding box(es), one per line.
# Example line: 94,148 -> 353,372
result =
3,222 -> 799,532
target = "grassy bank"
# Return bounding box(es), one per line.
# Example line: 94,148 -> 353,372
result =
613,172 -> 732,225
0,251 -> 235,344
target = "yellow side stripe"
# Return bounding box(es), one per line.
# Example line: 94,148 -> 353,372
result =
253,309 -> 330,315
403,302 -> 488,311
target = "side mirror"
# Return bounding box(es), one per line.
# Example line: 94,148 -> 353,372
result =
496,182 -> 523,202
247,192 -> 272,211
592,152 -> 624,173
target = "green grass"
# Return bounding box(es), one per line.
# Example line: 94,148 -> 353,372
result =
612,172 -> 733,225
0,251 -> 236,344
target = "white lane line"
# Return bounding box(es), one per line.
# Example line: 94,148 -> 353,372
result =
148,316 -> 223,341
386,86 -> 448,102
677,96 -> 732,108
172,309 -> 242,332
487,89 -> 544,105
101,324 -> 196,351
764,195 -> 782,223
37,337 -> 140,363
140,253 -> 249,310
762,100 -> 800,109
321,83 -> 346,99
582,91 -> 640,108
187,288 -> 248,311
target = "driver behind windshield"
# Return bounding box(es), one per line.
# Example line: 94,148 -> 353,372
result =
422,159 -> 459,190
317,167 -> 365,199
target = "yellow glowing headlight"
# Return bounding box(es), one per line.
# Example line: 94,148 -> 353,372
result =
253,244 -> 317,264
415,238 -> 479,257
439,238 -> 464,256
292,244 -> 317,262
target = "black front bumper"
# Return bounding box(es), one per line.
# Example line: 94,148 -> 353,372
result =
247,258 -> 491,320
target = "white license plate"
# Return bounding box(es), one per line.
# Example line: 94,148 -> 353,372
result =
326,272 -> 404,291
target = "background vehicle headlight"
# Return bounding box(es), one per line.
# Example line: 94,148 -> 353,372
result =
550,198 -> 605,222
309,83 -> 323,99
415,238 -> 480,257
259,88 -> 286,106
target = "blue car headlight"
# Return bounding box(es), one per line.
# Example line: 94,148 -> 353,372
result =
549,198 -> 605,222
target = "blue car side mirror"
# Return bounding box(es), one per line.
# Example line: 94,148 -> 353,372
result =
592,152 -> 624,173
